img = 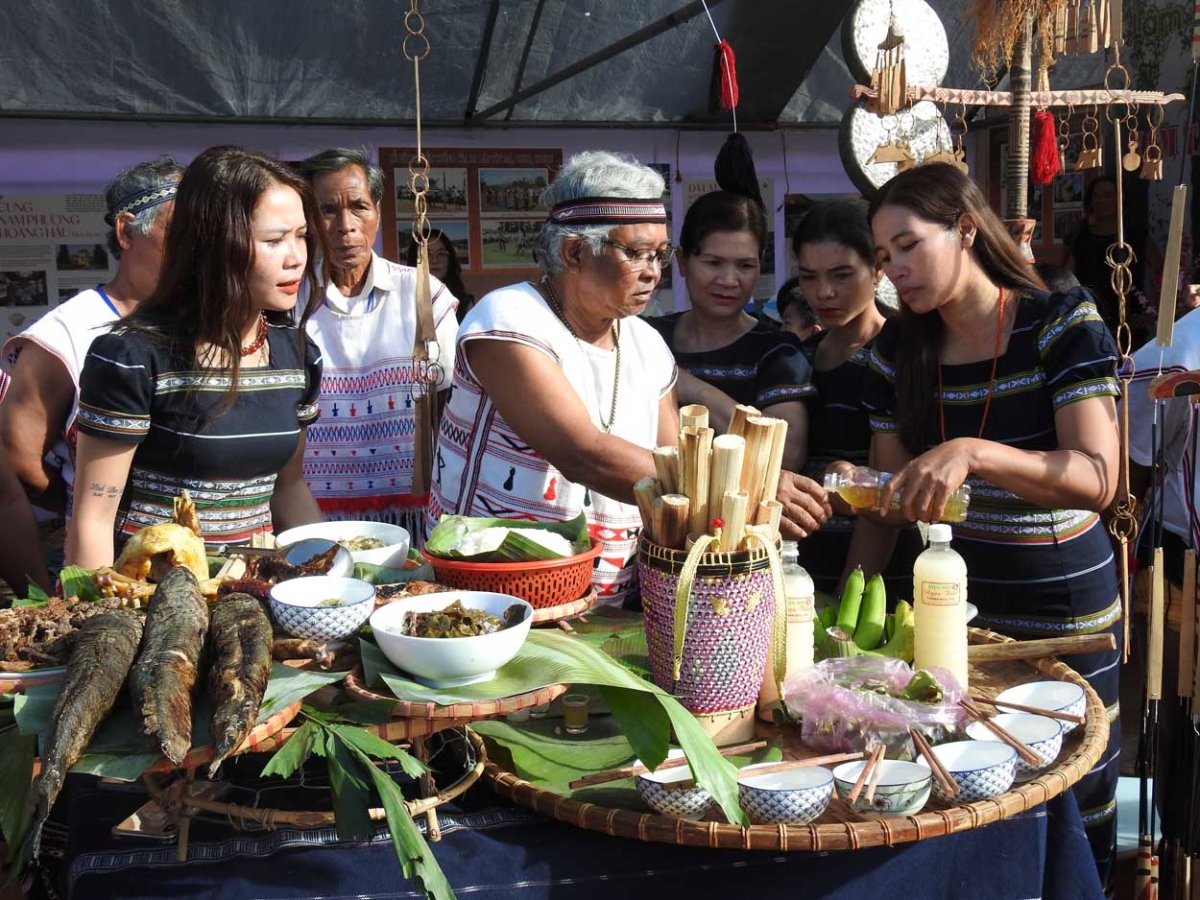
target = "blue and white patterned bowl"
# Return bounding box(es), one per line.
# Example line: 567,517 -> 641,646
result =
926,740 -> 1016,802
833,759 -> 932,818
635,750 -> 715,820
738,763 -> 833,825
269,575 -> 375,641
994,681 -> 1087,733
966,712 -> 1064,782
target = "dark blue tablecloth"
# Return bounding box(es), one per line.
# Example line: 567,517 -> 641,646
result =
31,758 -> 1103,900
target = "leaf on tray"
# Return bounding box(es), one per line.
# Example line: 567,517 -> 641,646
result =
260,719 -> 319,781
329,724 -> 427,779
324,729 -> 374,842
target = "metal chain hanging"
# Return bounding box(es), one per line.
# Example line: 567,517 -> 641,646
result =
404,1 -> 442,500
1102,50 -> 1139,662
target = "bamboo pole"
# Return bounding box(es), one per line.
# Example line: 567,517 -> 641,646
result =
653,446 -> 680,495
679,404 -> 709,434
708,434 -> 745,527
740,417 -> 775,515
633,477 -> 661,543
679,426 -> 713,536
728,404 -> 760,439
1157,185 -> 1187,348
719,490 -> 749,552
655,494 -> 691,550
755,500 -> 783,542
967,632 -> 1117,662
762,418 -> 789,506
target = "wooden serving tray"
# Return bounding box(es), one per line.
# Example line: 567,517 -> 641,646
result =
481,626 -> 1110,851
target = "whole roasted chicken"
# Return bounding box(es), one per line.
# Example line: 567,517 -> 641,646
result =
113,492 -> 208,583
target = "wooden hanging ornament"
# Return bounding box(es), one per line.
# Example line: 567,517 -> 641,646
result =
870,17 -> 907,116
1076,106 -> 1102,169
1140,106 -> 1164,181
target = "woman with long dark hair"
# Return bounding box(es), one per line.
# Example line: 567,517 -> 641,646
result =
792,200 -> 920,594
67,146 -> 325,566
852,162 -> 1121,889
406,229 -> 475,322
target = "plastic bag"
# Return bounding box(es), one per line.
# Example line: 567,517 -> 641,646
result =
782,656 -> 967,760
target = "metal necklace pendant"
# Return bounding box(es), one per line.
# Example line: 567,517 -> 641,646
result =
542,278 -> 620,433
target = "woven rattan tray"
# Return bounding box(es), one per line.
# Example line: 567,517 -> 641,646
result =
482,626 -> 1110,851
531,588 -> 598,625
344,666 -> 567,722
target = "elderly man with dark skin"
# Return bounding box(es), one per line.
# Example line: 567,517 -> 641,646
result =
0,157 -> 182,593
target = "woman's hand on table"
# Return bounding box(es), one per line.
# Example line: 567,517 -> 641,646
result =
776,471 -> 832,539
879,438 -> 975,524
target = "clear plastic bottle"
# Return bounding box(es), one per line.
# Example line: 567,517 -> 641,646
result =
912,524 -> 969,691
823,467 -> 971,523
757,541 -> 815,721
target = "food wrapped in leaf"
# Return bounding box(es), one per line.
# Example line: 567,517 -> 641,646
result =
401,599 -> 526,638
424,512 -> 590,562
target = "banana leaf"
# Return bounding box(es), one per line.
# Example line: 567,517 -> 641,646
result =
424,512 -> 590,561
354,547 -> 435,585
361,629 -> 746,825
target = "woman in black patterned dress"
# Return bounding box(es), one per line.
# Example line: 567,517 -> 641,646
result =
853,163 -> 1122,891
791,200 -> 921,596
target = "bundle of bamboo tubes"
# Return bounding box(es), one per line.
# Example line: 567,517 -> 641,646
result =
634,404 -> 787,550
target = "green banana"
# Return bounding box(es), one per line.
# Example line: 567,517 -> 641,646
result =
852,573 -> 887,650
817,604 -> 837,631
884,612 -> 896,643
863,599 -> 915,663
835,566 -> 865,634
815,624 -> 859,659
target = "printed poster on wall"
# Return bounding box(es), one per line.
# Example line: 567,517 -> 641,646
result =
378,147 -> 562,299
683,177 -> 775,303
0,194 -> 116,342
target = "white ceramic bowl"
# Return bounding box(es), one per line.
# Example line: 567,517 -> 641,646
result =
277,521 -> 411,569
269,575 -> 376,641
369,590 -> 533,688
832,759 -> 932,818
966,712 -> 1064,782
738,763 -> 834,825
927,740 -> 1017,802
993,681 -> 1087,733
636,750 -> 714,820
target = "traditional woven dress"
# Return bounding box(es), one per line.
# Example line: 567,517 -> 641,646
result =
302,253 -> 458,542
798,330 -> 923,596
864,287 -> 1122,888
429,282 -> 677,607
76,321 -> 321,548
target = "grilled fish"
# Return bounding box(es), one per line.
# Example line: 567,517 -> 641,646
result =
206,594 -> 273,777
33,611 -> 144,856
130,566 -> 209,765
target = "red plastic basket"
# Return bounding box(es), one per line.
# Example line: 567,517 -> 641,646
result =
420,540 -> 603,609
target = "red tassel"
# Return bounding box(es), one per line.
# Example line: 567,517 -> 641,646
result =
709,40 -> 738,112
1031,110 -> 1060,184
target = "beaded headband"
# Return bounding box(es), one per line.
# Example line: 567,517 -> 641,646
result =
547,197 -> 667,226
105,182 -> 180,225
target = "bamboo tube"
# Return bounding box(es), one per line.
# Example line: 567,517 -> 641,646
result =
761,418 -> 789,507
652,446 -> 680,495
728,404 -> 760,439
1157,185 -> 1187,348
1148,550 -> 1165,701
754,499 -> 783,542
655,494 -> 690,550
633,477 -> 661,543
740,417 -> 775,515
680,404 -> 709,433
679,426 -> 713,536
708,434 -> 745,526
1179,549 -> 1196,699
742,523 -> 775,549
967,632 -> 1116,662
719,490 -> 749,552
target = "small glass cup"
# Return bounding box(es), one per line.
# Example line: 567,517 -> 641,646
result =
528,702 -> 552,719
561,694 -> 590,735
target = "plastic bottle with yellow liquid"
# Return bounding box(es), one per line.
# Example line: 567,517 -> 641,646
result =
757,541 -> 814,720
912,524 -> 969,691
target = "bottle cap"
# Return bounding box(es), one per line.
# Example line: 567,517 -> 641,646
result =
781,540 -> 799,554
928,523 -> 953,543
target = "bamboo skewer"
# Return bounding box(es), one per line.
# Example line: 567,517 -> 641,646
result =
653,446 -> 680,495
633,477 -> 661,542
960,700 -> 1043,766
679,404 -> 709,433
968,695 -> 1086,726
719,490 -> 749,552
847,745 -> 885,805
909,728 -> 958,799
568,740 -> 767,788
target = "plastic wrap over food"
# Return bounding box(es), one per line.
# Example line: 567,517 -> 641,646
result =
782,656 -> 968,759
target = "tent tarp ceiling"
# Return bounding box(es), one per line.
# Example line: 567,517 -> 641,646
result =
0,1 -> 1107,126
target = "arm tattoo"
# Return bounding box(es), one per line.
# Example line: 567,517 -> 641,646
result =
89,482 -> 121,499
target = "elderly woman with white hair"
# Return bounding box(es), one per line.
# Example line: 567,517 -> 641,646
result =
428,152 -> 680,605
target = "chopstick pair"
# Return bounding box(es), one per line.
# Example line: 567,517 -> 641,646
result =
960,699 -> 1043,766
909,728 -> 958,800
847,745 -> 886,806
967,694 -> 1086,726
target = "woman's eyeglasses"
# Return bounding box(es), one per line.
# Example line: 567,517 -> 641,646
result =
601,238 -> 675,270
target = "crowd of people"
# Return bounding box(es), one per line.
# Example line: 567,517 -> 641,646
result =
4,145 -> 1199,893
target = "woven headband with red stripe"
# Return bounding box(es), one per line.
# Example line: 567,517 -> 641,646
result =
548,197 -> 667,226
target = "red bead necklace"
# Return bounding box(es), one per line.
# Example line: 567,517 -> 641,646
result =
241,313 -> 268,357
